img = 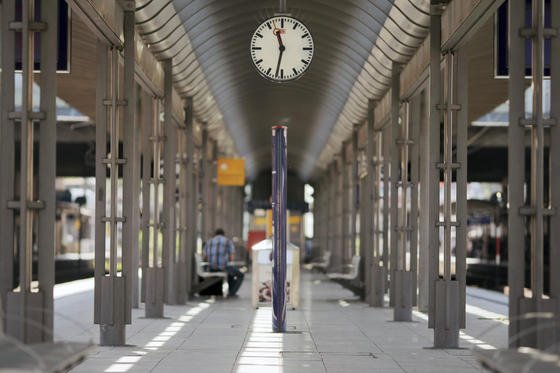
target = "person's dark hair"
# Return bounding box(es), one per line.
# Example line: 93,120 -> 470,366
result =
215,228 -> 225,236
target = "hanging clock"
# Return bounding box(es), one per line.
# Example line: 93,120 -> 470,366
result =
250,15 -> 314,82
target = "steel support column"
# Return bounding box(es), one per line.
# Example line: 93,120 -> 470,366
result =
409,95 -> 421,307
199,123 -> 208,243
175,111 -> 188,305
327,162 -> 336,270
549,0 -> 560,352
351,125 -> 359,258
1,0 -> 58,342
427,4 -> 442,335
507,0 -> 528,347
141,90 -> 151,304
122,7 -> 139,310
429,4 -> 468,345
418,89 -> 430,313
366,100 -> 385,307
94,42 -> 131,346
390,65 -> 414,322
184,97 -> 197,295
142,91 -> 164,318
209,141 -> 218,233
162,59 -> 177,305
509,0 -> 560,350
341,141 -> 350,264
382,122 -> 391,298
0,0 -> 16,336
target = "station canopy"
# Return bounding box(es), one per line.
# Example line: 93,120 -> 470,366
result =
136,0 -> 430,181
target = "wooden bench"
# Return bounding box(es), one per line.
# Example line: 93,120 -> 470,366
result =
192,253 -> 228,295
327,256 -> 364,298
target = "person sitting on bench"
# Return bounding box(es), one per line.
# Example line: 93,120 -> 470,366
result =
203,228 -> 245,297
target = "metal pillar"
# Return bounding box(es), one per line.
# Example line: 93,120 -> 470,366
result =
341,142 -> 350,264
409,95 -> 421,307
122,8 -> 139,310
313,185 -> 322,259
428,3 -> 467,345
382,122 -> 391,299
328,161 -> 342,271
365,100 -> 385,306
272,126 -> 288,333
184,97 -> 197,295
336,158 -> 344,268
351,125 -> 359,258
142,91 -> 165,318
175,108 -> 189,305
141,91 -> 150,305
162,59 -> 177,305
94,42 -> 131,346
508,0 -> 560,350
427,4 -> 442,339
218,186 -> 224,232
0,0 -> 16,337
549,0 -> 560,352
199,123 -> 208,242
326,163 -> 335,269
390,65 -> 414,322
418,88 -> 430,313
1,0 -> 58,342
209,141 -> 218,232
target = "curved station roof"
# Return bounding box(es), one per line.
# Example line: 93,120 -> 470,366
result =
136,0 -> 430,180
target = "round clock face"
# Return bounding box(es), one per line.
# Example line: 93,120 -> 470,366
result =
250,16 -> 314,82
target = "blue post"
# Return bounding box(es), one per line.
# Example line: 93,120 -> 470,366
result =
272,125 -> 287,333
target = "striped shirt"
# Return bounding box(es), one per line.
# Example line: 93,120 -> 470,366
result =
204,235 -> 235,270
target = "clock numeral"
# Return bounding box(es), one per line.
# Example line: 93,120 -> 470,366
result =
266,67 -> 272,75
301,59 -> 309,65
292,68 -> 298,75
301,33 -> 308,39
256,32 -> 263,38
281,18 -> 284,28
303,47 -> 312,50
256,59 -> 263,65
280,69 -> 284,79
293,22 -> 298,30
252,47 -> 262,50
267,22 -> 271,29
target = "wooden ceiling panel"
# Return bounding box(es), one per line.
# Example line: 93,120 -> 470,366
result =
56,11 -> 97,120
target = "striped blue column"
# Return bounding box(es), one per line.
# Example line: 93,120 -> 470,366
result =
272,125 -> 287,333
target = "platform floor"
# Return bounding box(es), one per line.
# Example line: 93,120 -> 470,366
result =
54,271 -> 507,372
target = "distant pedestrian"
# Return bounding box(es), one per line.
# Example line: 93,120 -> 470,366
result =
203,228 -> 244,297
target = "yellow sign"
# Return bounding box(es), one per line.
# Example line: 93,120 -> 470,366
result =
217,158 -> 245,186
289,216 -> 301,225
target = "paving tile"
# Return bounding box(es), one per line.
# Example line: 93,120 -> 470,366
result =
55,271 -> 507,373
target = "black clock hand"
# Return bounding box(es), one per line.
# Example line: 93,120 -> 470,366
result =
275,48 -> 284,77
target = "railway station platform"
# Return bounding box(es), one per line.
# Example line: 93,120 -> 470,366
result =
57,271 -> 506,373
2,0 -> 560,371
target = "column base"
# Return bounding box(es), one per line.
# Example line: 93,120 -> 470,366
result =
393,270 -> 412,321
516,297 -> 560,352
433,279 -> 459,348
145,267 -> 165,318
165,264 -> 177,305
368,265 -> 386,307
99,276 -> 128,346
175,261 -> 187,305
6,291 -> 46,343
100,323 -> 126,346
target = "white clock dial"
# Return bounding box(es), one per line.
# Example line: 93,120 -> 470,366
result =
250,16 -> 314,82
